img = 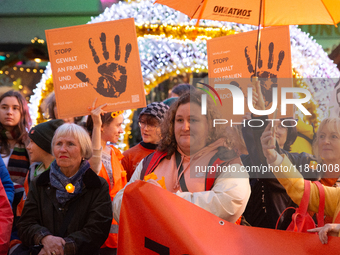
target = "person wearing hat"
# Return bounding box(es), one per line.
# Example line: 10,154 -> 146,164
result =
121,101 -> 170,181
16,119 -> 64,216
9,119 -> 64,253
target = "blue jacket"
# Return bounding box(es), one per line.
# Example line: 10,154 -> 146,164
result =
0,157 -> 14,205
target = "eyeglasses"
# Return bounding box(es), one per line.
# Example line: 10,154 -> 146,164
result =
138,122 -> 158,130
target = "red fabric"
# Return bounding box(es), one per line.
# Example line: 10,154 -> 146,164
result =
118,181 -> 340,255
0,179 -> 13,254
285,181 -> 315,233
16,171 -> 29,216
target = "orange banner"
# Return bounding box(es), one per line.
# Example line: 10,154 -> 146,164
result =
45,18 -> 146,118
118,181 -> 340,254
207,26 -> 293,121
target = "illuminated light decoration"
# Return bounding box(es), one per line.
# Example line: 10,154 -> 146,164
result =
29,62 -> 53,125
65,183 -> 75,193
29,0 -> 340,150
0,66 -> 44,75
31,37 -> 45,44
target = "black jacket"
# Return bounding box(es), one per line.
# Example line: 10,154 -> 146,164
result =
17,168 -> 113,255
241,116 -> 318,229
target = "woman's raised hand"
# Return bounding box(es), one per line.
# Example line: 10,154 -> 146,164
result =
250,80 -> 265,111
260,122 -> 277,163
89,98 -> 107,128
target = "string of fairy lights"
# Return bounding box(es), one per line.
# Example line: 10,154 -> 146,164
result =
28,0 -> 340,151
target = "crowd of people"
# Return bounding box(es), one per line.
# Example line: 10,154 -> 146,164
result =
0,81 -> 340,254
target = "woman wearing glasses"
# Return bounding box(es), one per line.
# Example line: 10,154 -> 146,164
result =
121,102 -> 169,181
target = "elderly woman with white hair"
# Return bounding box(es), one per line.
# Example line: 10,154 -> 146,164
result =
261,118 -> 340,244
15,123 -> 112,255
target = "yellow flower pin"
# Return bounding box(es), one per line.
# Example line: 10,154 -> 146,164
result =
309,161 -> 318,170
65,183 -> 75,193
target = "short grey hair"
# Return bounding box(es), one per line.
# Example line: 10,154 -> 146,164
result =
313,118 -> 340,163
52,123 -> 92,160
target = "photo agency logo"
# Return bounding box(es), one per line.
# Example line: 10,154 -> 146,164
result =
198,81 -> 312,128
197,82 -> 223,111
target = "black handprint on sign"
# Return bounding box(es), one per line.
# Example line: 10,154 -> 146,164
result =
76,33 -> 132,98
244,42 -> 285,106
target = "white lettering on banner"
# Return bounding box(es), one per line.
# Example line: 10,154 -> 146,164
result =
60,82 -> 88,90
56,56 -> 77,64
58,75 -> 71,81
201,85 -> 312,116
66,64 -> 88,71
213,118 -> 298,128
214,74 -> 242,82
213,65 -> 233,73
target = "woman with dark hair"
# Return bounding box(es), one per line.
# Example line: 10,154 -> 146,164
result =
0,90 -> 31,218
242,114 -> 301,229
113,90 -> 250,223
0,90 -> 31,166
86,99 -> 127,255
276,118 -> 298,151
242,83 -> 335,230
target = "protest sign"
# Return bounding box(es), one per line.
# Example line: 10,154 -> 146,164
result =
118,181 -> 340,254
207,26 -> 293,121
45,18 -> 146,118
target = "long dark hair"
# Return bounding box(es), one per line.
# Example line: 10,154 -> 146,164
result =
86,112 -> 115,137
280,117 -> 298,151
0,90 -> 32,155
157,89 -> 228,159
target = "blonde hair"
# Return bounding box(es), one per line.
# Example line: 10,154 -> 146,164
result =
52,123 -> 92,159
312,118 -> 340,162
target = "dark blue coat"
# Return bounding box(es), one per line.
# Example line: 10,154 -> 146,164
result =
0,157 -> 14,205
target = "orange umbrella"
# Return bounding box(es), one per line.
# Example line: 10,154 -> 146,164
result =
154,0 -> 340,26
154,0 -> 340,76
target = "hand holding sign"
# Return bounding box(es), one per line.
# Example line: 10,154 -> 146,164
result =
45,18 -> 145,119
250,79 -> 265,111
260,123 -> 277,163
76,33 -> 132,98
89,98 -> 107,128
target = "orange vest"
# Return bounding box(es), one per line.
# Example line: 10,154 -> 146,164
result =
99,145 -> 127,248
